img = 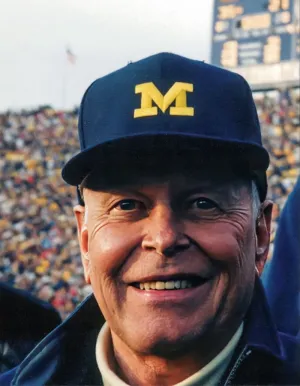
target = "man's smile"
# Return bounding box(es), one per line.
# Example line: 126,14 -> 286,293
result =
126,273 -> 215,304
130,273 -> 213,290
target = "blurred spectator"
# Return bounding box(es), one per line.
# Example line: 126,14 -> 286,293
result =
0,282 -> 61,373
263,176 -> 300,337
0,88 -> 299,319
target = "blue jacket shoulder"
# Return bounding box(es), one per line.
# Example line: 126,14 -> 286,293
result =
0,367 -> 18,386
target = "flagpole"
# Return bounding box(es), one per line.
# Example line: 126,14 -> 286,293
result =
62,48 -> 68,109
62,47 -> 76,109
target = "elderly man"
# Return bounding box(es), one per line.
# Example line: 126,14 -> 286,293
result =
2,53 -> 299,385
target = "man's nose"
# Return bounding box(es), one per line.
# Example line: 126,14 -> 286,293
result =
141,205 -> 190,257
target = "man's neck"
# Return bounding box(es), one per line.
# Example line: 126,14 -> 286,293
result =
110,324 -> 241,386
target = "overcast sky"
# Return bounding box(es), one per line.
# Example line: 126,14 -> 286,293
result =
0,0 -> 214,111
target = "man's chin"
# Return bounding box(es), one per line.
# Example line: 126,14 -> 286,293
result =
120,318 -> 213,357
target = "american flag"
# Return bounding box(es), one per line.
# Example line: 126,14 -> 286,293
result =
66,48 -> 76,64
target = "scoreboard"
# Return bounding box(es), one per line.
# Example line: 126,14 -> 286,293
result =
211,0 -> 300,88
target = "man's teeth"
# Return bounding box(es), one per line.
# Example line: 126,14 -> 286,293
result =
139,280 -> 193,290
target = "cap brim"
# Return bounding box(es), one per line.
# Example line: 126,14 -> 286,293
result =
62,133 -> 269,198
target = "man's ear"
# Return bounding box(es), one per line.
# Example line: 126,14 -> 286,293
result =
74,204 -> 91,284
255,200 -> 273,276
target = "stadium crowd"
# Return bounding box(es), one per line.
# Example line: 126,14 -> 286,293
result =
254,88 -> 300,258
0,88 -> 299,319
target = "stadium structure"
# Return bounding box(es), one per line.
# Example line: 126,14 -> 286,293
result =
211,0 -> 299,90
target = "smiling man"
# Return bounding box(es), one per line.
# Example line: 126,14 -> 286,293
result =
3,53 -> 299,385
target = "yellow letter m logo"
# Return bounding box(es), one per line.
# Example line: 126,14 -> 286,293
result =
134,82 -> 194,118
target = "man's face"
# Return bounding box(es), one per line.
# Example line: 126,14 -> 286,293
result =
75,162 -> 272,356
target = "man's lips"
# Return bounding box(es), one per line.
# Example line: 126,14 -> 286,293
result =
128,277 -> 214,302
127,273 -> 213,291
127,273 -> 213,285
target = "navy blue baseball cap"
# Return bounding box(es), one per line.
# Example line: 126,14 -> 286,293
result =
62,52 -> 269,201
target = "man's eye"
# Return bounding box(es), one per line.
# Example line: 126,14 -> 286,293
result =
115,199 -> 143,211
190,198 -> 217,210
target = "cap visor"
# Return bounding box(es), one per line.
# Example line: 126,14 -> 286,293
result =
62,133 -> 269,186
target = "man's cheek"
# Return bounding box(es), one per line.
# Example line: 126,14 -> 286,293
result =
90,264 -> 125,317
88,230 -> 123,270
89,262 -> 102,288
189,226 -> 245,263
90,225 -> 142,268
208,219 -> 251,257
